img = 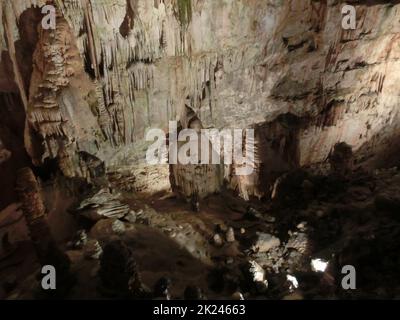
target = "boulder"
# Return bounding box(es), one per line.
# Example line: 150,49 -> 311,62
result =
286,232 -> 308,254
251,232 -> 281,253
83,239 -> 103,260
90,219 -> 126,240
213,233 -> 223,247
247,260 -> 268,293
226,227 -> 235,243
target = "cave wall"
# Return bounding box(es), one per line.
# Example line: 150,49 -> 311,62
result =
1,0 -> 400,202
274,0 -> 400,170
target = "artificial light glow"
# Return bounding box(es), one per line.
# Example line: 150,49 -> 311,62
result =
286,274 -> 299,289
311,258 -> 329,272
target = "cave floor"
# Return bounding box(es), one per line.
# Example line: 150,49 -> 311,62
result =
2,166 -> 400,300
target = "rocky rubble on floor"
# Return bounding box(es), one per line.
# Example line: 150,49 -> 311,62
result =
245,206 -> 275,223
286,232 -> 309,254
67,230 -> 88,249
226,227 -> 236,243
213,234 -> 224,247
254,163 -> 400,299
132,206 -> 213,264
246,260 -> 269,294
216,149 -> 399,299
83,239 -> 103,260
250,232 -> 280,253
122,210 -> 140,223
8,154 -> 400,300
90,218 -> 126,241
249,229 -> 309,276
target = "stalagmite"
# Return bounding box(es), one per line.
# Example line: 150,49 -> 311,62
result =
2,0 -> 400,301
15,168 -> 73,297
98,240 -> 149,299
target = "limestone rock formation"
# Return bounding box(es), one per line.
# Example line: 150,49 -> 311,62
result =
98,239 -> 149,299
15,167 -> 73,297
76,188 -> 130,221
0,0 -> 399,200
2,0 -> 400,301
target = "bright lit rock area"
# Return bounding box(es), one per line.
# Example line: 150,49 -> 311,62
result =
1,0 -> 400,300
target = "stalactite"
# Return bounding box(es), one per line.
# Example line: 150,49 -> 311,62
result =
93,80 -> 115,146
174,0 -> 192,27
28,14 -> 73,149
82,0 -> 100,79
1,0 -> 314,201
3,1 -> 28,110
0,3 -> 5,60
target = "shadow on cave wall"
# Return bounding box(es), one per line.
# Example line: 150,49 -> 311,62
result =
0,93 -> 30,209
245,113 -> 303,199
13,7 -> 43,93
352,130 -> 400,170
0,8 -> 44,210
251,106 -> 400,200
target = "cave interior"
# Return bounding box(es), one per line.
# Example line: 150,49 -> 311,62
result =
1,0 -> 400,300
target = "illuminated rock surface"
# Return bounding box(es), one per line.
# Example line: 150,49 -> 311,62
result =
0,0 -> 400,300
